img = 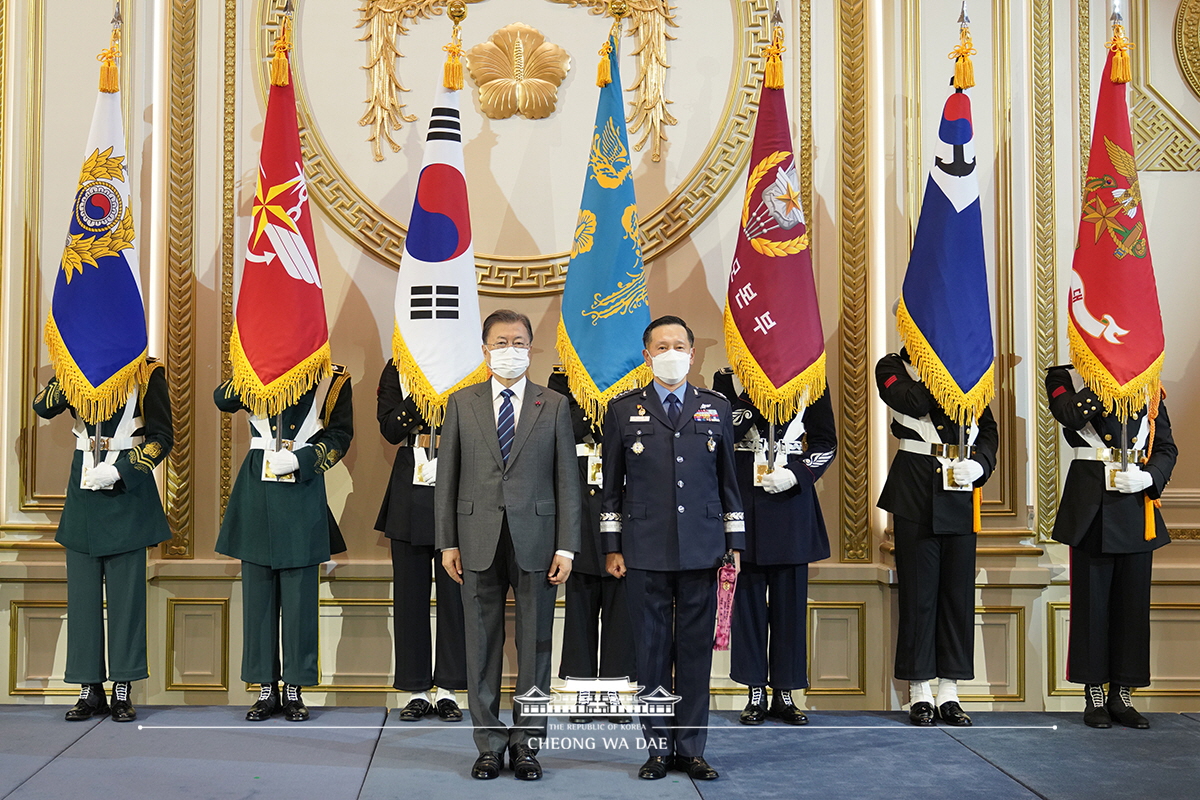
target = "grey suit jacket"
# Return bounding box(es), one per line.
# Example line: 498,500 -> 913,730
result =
435,379 -> 582,572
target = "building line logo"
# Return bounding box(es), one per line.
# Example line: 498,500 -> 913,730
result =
513,678 -> 681,718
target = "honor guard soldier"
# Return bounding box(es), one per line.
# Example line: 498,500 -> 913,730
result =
34,359 -> 173,722
602,316 -> 744,782
1046,365 -> 1176,729
547,368 -> 635,724
713,368 -> 837,726
215,365 -> 353,722
375,359 -> 466,722
876,349 -> 998,726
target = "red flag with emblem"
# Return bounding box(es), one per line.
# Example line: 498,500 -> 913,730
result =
723,16 -> 825,424
1068,43 -> 1164,420
229,21 -> 330,418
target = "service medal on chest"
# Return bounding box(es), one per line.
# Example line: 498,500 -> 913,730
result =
632,440 -> 645,455
707,437 -> 716,452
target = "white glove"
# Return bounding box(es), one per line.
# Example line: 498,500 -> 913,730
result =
951,459 -> 983,487
761,468 -> 798,494
1113,466 -> 1153,494
267,448 -> 300,476
88,462 -> 121,490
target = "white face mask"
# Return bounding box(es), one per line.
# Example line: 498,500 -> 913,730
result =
651,350 -> 691,385
488,347 -> 530,380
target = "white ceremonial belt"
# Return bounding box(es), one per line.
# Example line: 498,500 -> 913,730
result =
897,439 -> 976,459
576,443 -> 601,458
733,441 -> 805,454
75,436 -> 143,452
404,433 -> 441,449
1072,446 -> 1145,463
249,438 -> 310,451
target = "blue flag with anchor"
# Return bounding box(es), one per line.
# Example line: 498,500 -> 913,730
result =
555,31 -> 652,423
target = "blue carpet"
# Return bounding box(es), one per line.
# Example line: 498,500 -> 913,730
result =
358,710 -> 700,799
4,706 -> 386,800
694,710 -> 1036,799
1183,713 -> 1200,729
941,712 -> 1200,800
0,706 -> 103,798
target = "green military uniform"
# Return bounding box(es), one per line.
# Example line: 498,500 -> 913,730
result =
32,360 -> 173,685
214,366 -> 353,687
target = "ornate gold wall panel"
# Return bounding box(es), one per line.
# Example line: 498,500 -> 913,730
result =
959,606 -> 1025,702
165,598 -> 230,690
220,0 -> 237,515
805,601 -> 867,696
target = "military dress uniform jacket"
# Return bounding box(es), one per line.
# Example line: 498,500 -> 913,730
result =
876,352 -> 999,533
1047,365 -> 1176,553
714,372 -> 837,566
600,384 -> 745,571
33,361 -> 173,557
215,368 -> 353,570
547,370 -> 607,577
375,360 -> 436,546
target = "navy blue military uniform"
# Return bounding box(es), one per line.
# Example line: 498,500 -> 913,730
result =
601,383 -> 744,760
375,360 -> 467,695
1047,365 -> 1176,687
714,371 -> 837,693
876,351 -> 998,682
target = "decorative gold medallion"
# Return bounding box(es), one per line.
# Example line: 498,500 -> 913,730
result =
707,437 -> 716,452
467,23 -> 571,120
632,440 -> 644,455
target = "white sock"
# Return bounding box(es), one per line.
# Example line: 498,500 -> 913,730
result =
909,680 -> 933,706
434,687 -> 456,703
410,691 -> 431,704
937,678 -> 959,705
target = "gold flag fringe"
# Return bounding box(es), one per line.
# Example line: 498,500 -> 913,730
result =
896,298 -> 995,426
763,20 -> 786,90
949,26 -> 977,90
1107,23 -> 1133,84
392,324 -> 488,427
270,17 -> 292,87
98,28 -> 121,94
1067,321 -> 1162,422
229,321 -> 330,418
556,319 -> 652,426
44,313 -> 149,425
723,304 -> 826,425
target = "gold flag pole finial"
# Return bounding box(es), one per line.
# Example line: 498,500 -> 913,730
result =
443,1 -> 468,90
270,0 -> 294,87
597,0 -> 629,88
763,5 -> 786,90
1107,0 -> 1132,84
949,2 -> 977,89
98,2 -> 123,94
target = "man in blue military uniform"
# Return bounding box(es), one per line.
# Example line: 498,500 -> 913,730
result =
602,316 -> 744,782
713,368 -> 837,725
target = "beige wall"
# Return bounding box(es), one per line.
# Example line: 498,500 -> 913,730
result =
2,0 -> 1198,710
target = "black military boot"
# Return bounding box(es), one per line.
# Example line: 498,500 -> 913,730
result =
110,681 -> 137,722
769,689 -> 809,725
739,686 -> 767,725
282,683 -> 310,722
1106,684 -> 1150,729
1083,683 -> 1112,728
64,683 -> 109,722
246,682 -> 281,721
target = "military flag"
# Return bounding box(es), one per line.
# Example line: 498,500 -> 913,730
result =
723,11 -> 825,424
229,16 -> 330,418
1068,14 -> 1163,419
555,12 -> 652,424
44,14 -> 148,425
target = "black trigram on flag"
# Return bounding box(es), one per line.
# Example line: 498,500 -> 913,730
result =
427,107 -> 461,143
410,285 -> 460,320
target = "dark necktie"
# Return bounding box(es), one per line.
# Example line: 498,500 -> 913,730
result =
666,393 -> 681,426
498,388 -> 516,462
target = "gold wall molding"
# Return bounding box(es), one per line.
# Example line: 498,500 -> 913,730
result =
165,598 -> 230,691
837,0 -> 869,562
805,601 -> 867,696
254,0 -> 779,296
8,600 -> 76,696
960,605 -> 1025,702
221,0 -> 237,516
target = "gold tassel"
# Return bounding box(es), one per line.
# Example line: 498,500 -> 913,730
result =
973,487 -> 982,533
98,29 -> 121,94
1143,495 -> 1156,542
270,17 -> 292,87
597,37 -> 614,87
763,23 -> 785,89
443,43 -> 464,90
949,26 -> 977,90
1107,22 -> 1133,84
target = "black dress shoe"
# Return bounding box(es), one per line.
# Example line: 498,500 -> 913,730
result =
1083,684 -> 1112,729
908,701 -> 935,726
110,682 -> 136,723
246,683 -> 281,722
509,743 -> 542,780
471,751 -> 503,780
936,701 -> 971,726
609,715 -> 633,724
638,755 -> 672,779
739,686 -> 768,725
1106,685 -> 1150,729
435,698 -> 463,722
398,698 -> 433,721
676,755 -> 719,780
64,684 -> 109,722
768,692 -> 808,725
568,716 -> 590,724
281,684 -> 309,722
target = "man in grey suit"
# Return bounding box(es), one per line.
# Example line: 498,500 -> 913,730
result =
436,309 -> 581,781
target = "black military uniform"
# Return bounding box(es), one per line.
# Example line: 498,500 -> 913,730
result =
33,360 -> 173,722
876,350 -> 998,722
375,359 -> 466,721
1046,365 -> 1176,728
215,367 -> 353,721
601,382 -> 744,767
547,370 -> 636,704
714,371 -> 836,724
